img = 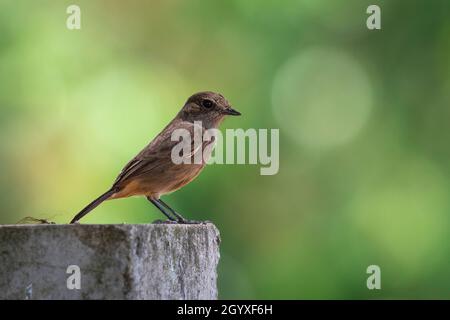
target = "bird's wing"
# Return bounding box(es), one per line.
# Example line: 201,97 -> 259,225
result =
112,121 -> 206,186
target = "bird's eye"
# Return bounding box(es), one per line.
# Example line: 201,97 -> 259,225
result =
202,99 -> 213,108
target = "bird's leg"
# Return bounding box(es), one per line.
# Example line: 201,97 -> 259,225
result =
157,198 -> 205,224
157,198 -> 187,223
146,196 -> 177,223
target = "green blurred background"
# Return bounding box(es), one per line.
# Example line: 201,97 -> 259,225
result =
1,0 -> 450,299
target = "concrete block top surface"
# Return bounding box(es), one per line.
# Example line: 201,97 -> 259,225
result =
0,223 -> 221,300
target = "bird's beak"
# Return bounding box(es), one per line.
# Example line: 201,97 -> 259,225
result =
223,107 -> 241,116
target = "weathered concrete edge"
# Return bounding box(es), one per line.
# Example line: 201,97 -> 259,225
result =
0,223 -> 221,300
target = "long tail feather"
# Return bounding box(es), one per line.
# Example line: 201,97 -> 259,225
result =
70,188 -> 117,224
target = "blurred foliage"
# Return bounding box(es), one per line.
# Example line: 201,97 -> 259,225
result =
1,0 -> 450,299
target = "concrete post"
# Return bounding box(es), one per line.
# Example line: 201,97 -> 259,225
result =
0,223 -> 220,299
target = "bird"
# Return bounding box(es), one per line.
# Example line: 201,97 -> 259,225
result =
70,91 -> 241,224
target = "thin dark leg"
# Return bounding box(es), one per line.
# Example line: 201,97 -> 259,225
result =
157,198 -> 187,222
158,198 -> 207,224
146,196 -> 176,221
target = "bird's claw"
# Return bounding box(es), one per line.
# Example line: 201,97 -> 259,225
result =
177,219 -> 211,225
152,219 -> 211,225
152,219 -> 178,224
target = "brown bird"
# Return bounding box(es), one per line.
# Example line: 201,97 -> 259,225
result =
70,91 -> 240,224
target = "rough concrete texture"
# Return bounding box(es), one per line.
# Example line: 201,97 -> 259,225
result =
0,223 -> 220,300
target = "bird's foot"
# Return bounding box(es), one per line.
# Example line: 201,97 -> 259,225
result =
152,219 -> 178,224
177,219 -> 211,225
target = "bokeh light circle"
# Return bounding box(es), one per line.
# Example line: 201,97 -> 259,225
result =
272,47 -> 373,150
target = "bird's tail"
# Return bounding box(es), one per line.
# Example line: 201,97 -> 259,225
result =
70,188 -> 117,224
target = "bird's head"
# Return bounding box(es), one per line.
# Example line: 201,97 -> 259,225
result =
179,91 -> 241,127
